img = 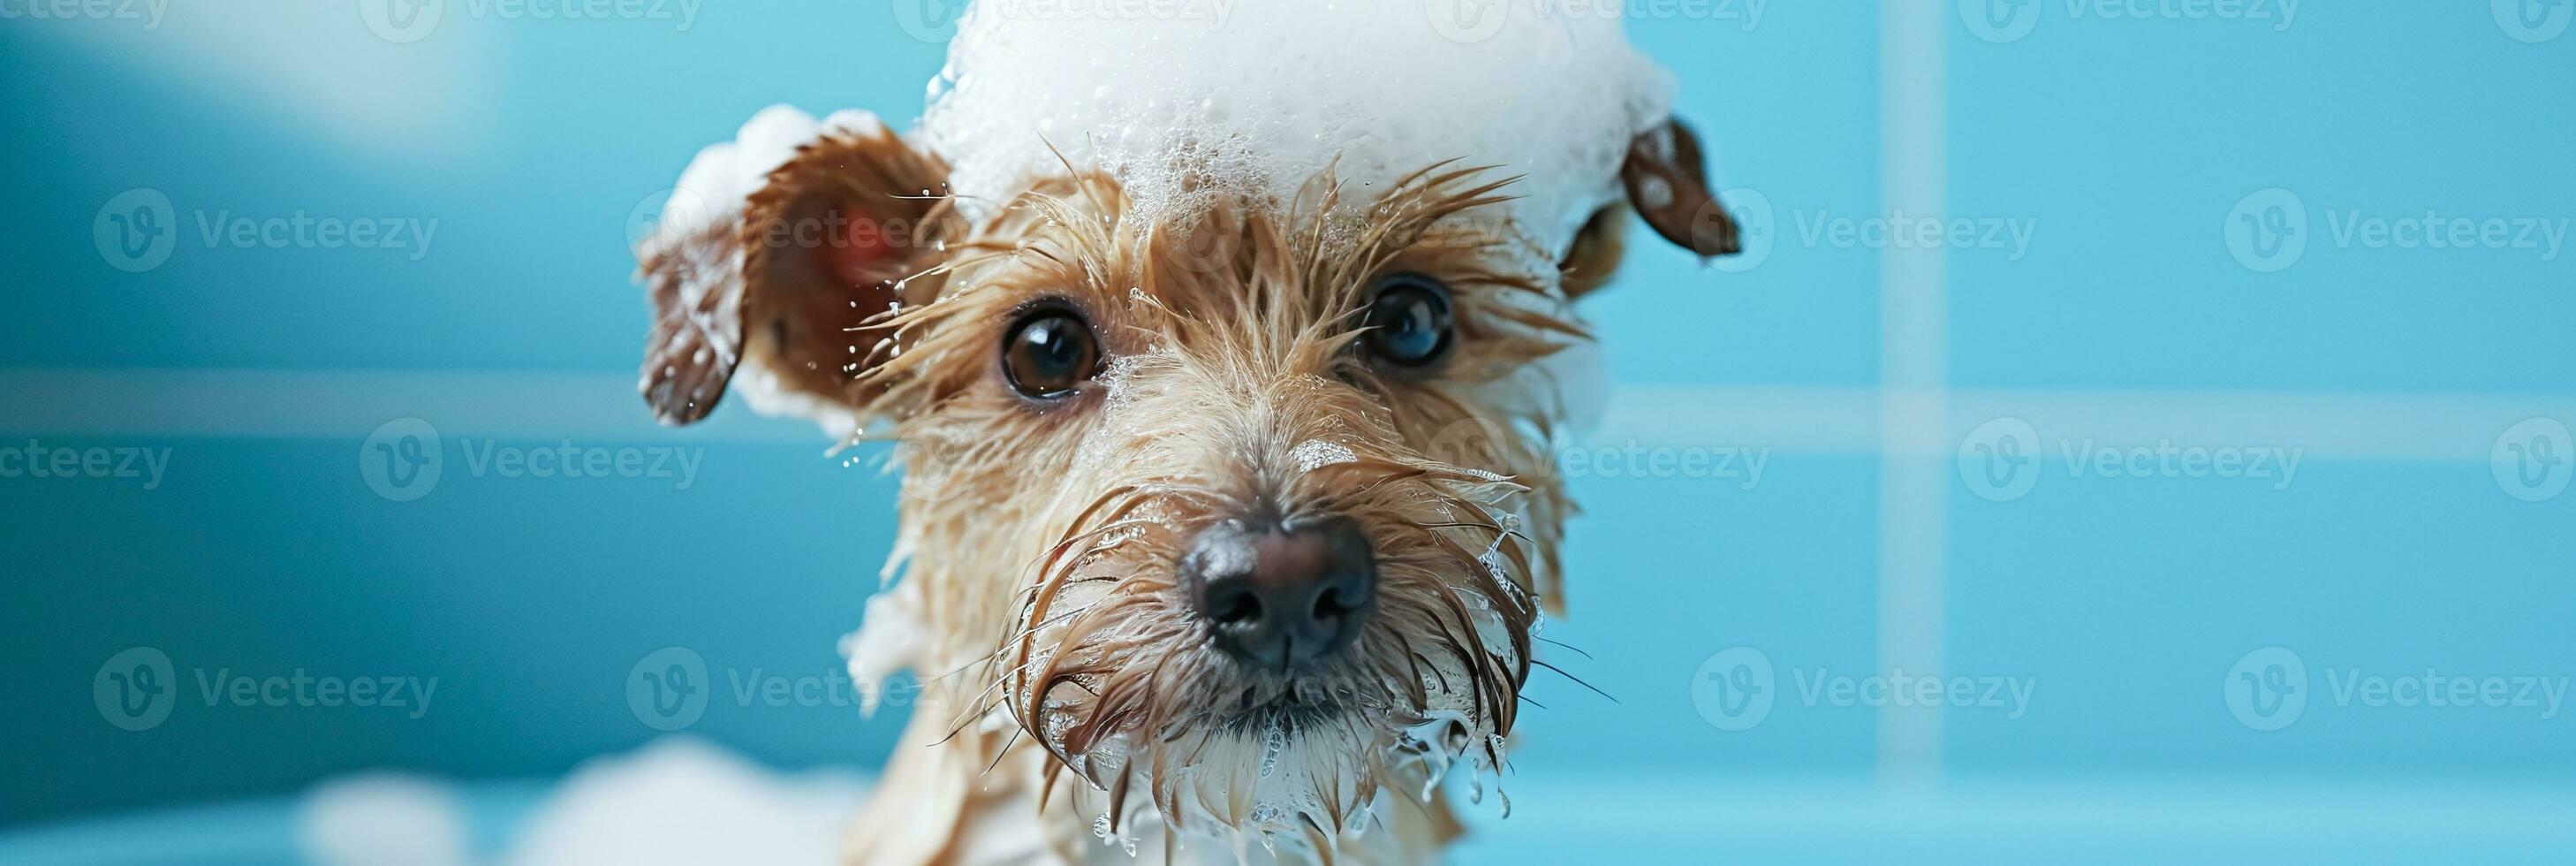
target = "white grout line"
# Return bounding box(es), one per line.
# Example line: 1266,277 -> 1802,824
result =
1878,0 -> 1951,789
1456,773 -> 2576,838
0,368 -> 823,443
1940,389 -> 2574,461
0,370 -> 2563,462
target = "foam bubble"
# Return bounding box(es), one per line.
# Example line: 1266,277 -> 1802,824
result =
921,1 -> 1674,251
299,773 -> 471,866
1289,438 -> 1357,473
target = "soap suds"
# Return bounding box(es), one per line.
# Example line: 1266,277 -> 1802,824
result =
921,0 -> 1674,251
299,773 -> 472,866
1289,438 -> 1357,473
660,106 -> 891,240
838,577 -> 928,718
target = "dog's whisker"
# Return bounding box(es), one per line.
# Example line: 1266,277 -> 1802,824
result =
1535,635 -> 1595,660
932,696 -> 1009,748
978,725 -> 1025,779
1529,658 -> 1618,704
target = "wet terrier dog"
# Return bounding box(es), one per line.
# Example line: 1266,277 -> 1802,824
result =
632,100 -> 1736,863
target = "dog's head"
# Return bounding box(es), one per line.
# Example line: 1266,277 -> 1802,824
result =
634,103 -> 1731,847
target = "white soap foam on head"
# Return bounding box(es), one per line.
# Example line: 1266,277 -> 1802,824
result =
920,0 -> 1675,252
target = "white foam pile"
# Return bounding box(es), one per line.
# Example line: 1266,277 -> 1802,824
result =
663,106 -> 893,236
920,0 -> 1676,249
299,738 -> 871,866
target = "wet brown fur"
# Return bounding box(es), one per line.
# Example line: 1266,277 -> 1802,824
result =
853,166 -> 1572,862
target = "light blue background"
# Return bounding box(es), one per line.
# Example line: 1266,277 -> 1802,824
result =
4,2 -> 2572,862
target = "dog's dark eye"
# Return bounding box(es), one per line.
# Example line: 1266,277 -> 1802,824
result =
1001,308 -> 1100,399
1361,273 -> 1454,368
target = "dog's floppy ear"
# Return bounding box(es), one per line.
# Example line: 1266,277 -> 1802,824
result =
638,113 -> 951,428
1558,204 -> 1629,300
1621,116 -> 1741,259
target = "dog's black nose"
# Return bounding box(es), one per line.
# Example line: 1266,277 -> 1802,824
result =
1181,516 -> 1376,671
